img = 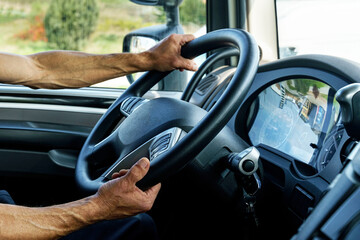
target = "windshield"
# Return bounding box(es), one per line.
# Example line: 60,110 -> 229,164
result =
276,0 -> 360,62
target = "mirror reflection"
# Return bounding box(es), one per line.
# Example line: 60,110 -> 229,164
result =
248,79 -> 341,171
130,36 -> 158,53
129,36 -> 158,82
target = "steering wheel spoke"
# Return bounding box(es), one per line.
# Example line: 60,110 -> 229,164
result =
91,131 -> 120,164
120,96 -> 149,117
83,96 -> 148,168
101,127 -> 186,180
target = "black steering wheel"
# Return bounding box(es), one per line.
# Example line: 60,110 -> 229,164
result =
75,29 -> 259,193
181,47 -> 240,102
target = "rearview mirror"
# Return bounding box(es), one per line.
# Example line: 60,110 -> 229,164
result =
129,36 -> 158,53
130,0 -> 160,5
130,0 -> 183,7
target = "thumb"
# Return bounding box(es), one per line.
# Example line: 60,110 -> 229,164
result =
124,157 -> 150,184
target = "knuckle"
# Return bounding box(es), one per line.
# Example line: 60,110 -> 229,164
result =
113,178 -> 127,191
169,33 -> 177,39
168,34 -> 179,42
126,165 -> 144,181
172,58 -> 181,68
143,201 -> 153,212
124,171 -> 136,182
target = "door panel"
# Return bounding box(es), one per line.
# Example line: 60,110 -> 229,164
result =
0,103 -> 105,127
0,85 -> 182,205
0,87 -> 116,205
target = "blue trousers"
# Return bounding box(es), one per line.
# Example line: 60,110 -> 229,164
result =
0,190 -> 159,240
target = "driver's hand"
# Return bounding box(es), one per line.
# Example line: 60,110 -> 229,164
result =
94,157 -> 161,220
147,34 -> 198,72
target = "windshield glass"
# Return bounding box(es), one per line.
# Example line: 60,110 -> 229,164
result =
248,79 -> 341,171
276,0 -> 360,62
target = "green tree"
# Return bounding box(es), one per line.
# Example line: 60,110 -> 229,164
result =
155,0 -> 206,26
44,0 -> 99,50
295,79 -> 327,96
180,0 -> 206,26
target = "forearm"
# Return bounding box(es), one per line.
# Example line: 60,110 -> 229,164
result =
0,34 -> 197,89
0,195 -> 102,240
29,51 -> 154,89
0,51 -> 153,89
0,158 -> 160,239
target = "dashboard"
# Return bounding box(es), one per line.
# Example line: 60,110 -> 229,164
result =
190,54 -> 360,221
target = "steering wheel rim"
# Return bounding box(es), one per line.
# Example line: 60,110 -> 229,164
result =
181,48 -> 240,102
76,29 -> 259,193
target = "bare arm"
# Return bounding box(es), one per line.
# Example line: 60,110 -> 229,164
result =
0,158 -> 161,240
0,34 -> 197,89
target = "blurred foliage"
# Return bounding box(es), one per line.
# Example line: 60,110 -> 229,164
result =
29,0 -> 46,17
294,79 -> 327,96
180,0 -> 206,25
44,0 -> 99,50
100,0 -> 127,3
1,0 -> 205,54
0,0 -> 205,89
155,6 -> 166,23
155,0 -> 206,26
98,18 -> 149,32
15,15 -> 47,42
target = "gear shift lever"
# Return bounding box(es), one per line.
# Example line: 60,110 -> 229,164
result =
225,147 -> 261,195
335,83 -> 360,140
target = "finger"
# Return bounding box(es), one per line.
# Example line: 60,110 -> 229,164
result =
112,172 -> 120,179
124,157 -> 150,184
179,34 -> 195,45
177,58 -> 198,72
112,169 -> 128,179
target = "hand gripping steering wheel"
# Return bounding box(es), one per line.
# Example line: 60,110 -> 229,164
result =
75,29 -> 259,193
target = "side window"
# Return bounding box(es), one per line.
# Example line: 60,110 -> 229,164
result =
276,0 -> 360,62
0,0 -> 206,89
247,79 -> 341,172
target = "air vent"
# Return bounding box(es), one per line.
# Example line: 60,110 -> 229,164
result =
120,97 -> 147,116
149,133 -> 172,161
195,74 -> 219,95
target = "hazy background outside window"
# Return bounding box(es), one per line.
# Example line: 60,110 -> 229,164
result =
0,0 -> 206,89
276,0 -> 360,62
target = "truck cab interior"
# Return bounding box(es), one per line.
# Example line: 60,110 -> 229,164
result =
1,0 -> 360,239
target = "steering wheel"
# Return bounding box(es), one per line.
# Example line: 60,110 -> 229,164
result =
75,29 -> 259,193
181,47 -> 239,102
